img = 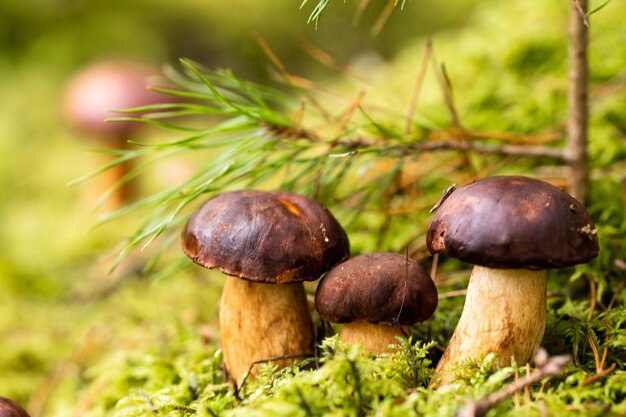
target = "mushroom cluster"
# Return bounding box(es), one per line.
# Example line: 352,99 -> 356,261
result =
182,190 -> 349,386
426,176 -> 599,384
182,177 -> 594,387
315,253 -> 438,354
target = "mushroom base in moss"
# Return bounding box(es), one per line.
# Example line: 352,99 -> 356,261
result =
339,320 -> 408,354
434,266 -> 547,385
219,276 -> 314,387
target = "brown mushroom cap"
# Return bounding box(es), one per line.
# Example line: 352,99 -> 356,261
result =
315,253 -> 438,325
0,397 -> 30,417
63,60 -> 163,140
182,190 -> 350,283
427,176 -> 599,269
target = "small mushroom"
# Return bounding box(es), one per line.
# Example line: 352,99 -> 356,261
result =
182,190 -> 349,386
427,176 -> 599,384
63,60 -> 163,210
315,253 -> 438,354
0,397 -> 30,417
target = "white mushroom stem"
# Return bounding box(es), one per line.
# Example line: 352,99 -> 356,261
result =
219,276 -> 314,387
435,266 -> 547,385
340,320 -> 408,354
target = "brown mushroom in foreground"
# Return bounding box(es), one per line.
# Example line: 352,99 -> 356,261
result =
63,60 -> 163,210
315,253 -> 438,354
182,190 -> 350,386
0,397 -> 30,417
427,176 -> 599,385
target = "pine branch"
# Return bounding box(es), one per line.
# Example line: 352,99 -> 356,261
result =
81,62 -> 570,274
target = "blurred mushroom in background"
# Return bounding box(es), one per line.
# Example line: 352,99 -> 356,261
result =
63,60 -> 164,211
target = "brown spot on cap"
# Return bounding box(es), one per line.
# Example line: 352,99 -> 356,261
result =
315,253 -> 438,325
276,197 -> 301,217
181,190 -> 350,283
426,176 -> 599,269
0,397 -> 30,417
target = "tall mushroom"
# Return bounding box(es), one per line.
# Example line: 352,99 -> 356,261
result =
63,60 -> 163,210
182,190 -> 349,386
0,397 -> 30,417
427,176 -> 598,384
315,253 -> 438,354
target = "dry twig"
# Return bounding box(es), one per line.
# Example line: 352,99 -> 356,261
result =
457,349 -> 571,417
566,0 -> 590,202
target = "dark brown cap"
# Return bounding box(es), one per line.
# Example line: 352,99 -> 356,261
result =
182,190 -> 350,284
427,176 -> 599,269
0,397 -> 30,417
315,253 -> 438,325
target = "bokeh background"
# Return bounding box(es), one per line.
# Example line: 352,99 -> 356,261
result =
1,1 -> 625,416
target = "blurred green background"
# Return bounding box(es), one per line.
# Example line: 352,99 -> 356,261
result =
1,1 -> 625,416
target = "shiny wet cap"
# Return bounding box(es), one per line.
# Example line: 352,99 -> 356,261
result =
427,176 -> 599,269
315,253 -> 438,325
0,397 -> 30,417
182,190 -> 350,284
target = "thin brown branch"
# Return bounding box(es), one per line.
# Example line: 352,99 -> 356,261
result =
438,289 -> 468,299
581,362 -> 617,386
405,39 -> 433,135
607,262 -> 626,310
586,275 -> 597,321
434,60 -> 475,174
256,34 -> 335,123
430,253 -> 439,283
353,0 -> 372,26
524,363 -> 531,406
337,91 -> 366,137
236,353 -> 314,396
292,98 -> 306,138
402,140 -> 565,160
566,0 -> 590,202
599,338 -> 609,370
300,42 -> 371,84
265,118 -> 566,161
429,128 -> 563,145
572,0 -> 590,27
513,367 -> 521,408
371,0 -> 396,37
457,349 -> 572,417
586,330 -> 602,373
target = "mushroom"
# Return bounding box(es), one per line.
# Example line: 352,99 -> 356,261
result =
315,253 -> 438,354
427,176 -> 599,384
63,60 -> 163,210
0,397 -> 30,417
181,190 -> 349,386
